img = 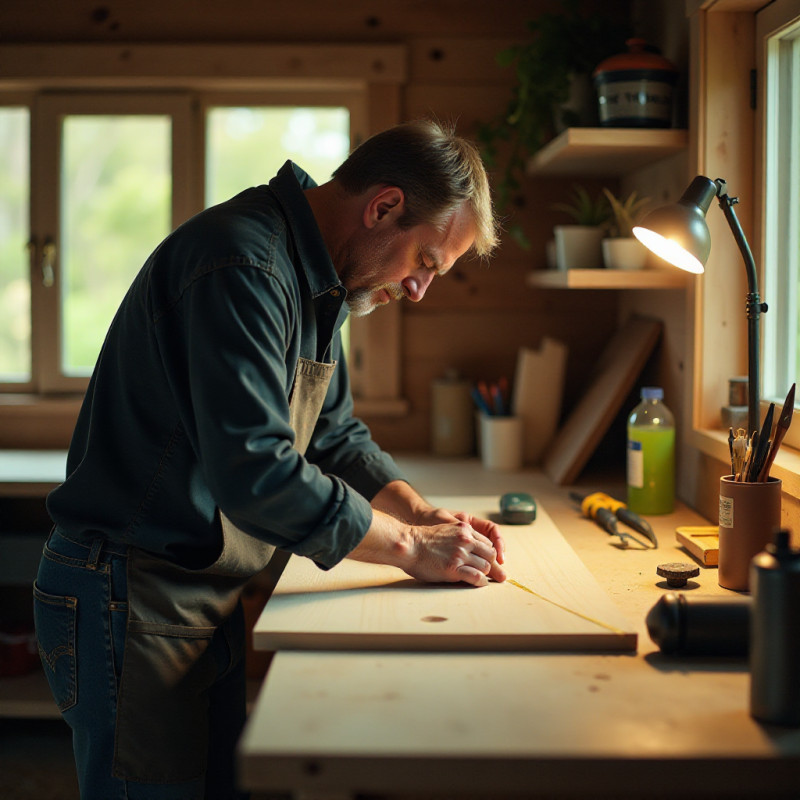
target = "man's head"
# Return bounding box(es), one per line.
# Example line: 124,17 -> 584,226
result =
322,119 -> 498,316
332,118 -> 498,260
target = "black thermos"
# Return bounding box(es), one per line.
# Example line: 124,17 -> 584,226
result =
646,592 -> 750,656
750,529 -> 800,726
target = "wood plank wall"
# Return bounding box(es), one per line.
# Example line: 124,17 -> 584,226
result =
2,0 -> 640,457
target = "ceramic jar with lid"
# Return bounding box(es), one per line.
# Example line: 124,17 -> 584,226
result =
593,39 -> 678,128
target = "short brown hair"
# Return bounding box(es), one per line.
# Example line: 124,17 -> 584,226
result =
333,119 -> 499,258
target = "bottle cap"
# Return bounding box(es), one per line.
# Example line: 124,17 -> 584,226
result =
641,386 -> 664,400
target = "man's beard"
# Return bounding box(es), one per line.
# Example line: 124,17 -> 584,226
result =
337,230 -> 404,317
345,283 -> 404,317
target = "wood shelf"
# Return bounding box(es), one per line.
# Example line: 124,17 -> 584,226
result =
526,268 -> 690,289
527,127 -> 688,176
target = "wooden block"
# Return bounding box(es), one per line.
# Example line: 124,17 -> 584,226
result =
254,498 -> 636,653
543,315 -> 662,485
675,525 -> 719,566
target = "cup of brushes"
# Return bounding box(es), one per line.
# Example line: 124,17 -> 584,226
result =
719,383 -> 795,591
472,378 -> 522,471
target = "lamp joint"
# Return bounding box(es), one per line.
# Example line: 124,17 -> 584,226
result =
746,294 -> 768,318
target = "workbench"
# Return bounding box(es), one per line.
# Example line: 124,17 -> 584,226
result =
237,456 -> 800,799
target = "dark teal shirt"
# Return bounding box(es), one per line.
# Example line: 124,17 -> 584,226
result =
47,161 -> 404,569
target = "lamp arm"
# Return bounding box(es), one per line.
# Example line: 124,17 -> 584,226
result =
714,178 -> 767,433
714,179 -> 759,296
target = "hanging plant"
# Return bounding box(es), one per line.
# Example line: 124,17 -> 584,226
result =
477,0 -> 630,248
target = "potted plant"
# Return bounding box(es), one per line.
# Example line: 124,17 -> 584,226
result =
601,188 -> 652,270
550,185 -> 610,270
477,2 -> 629,248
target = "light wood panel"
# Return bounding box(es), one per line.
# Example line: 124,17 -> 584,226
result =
0,0 -> 545,41
0,44 -> 407,88
409,37 -> 518,83
254,499 -> 637,652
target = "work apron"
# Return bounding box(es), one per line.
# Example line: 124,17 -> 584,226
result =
113,357 -> 336,783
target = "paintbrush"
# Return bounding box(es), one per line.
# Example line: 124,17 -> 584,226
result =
748,403 -> 775,481
757,383 -> 796,481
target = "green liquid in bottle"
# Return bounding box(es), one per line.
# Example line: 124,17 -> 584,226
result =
626,425 -> 675,515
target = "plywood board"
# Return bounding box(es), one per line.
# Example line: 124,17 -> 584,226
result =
543,315 -> 662,485
253,498 -> 636,653
512,337 -> 568,465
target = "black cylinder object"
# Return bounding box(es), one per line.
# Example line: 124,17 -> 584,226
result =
646,592 -> 750,656
750,529 -> 800,726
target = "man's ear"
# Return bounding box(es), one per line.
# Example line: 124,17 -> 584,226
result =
363,186 -> 405,229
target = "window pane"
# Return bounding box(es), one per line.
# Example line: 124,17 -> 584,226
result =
0,108 -> 30,382
205,107 -> 349,206
763,20 -> 800,404
61,115 -> 171,375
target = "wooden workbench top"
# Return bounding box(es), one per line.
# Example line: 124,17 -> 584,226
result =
238,456 -> 800,799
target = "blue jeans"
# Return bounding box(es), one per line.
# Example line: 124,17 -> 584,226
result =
34,530 -> 249,799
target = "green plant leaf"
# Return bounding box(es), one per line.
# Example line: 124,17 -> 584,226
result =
602,188 -> 651,237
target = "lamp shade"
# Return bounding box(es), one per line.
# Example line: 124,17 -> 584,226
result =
633,175 -> 718,274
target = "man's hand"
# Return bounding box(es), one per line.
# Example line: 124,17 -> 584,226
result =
404,520 -> 506,587
411,505 -> 505,572
352,480 -> 507,587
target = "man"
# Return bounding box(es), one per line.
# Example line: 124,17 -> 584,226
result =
34,118 -> 505,799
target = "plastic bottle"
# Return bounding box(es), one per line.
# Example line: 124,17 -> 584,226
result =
750,529 -> 800,726
626,386 -> 675,514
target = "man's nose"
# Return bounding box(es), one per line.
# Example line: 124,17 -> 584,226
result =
401,269 -> 436,302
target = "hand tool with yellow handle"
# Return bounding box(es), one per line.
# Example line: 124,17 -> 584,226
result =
570,491 -> 658,548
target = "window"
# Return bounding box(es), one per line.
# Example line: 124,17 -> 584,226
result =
0,43 -> 406,448
26,93 -> 193,393
1,90 -> 358,394
760,0 -> 800,447
205,105 -> 350,206
0,104 -> 30,383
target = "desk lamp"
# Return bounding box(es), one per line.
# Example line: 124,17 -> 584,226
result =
632,175 -> 767,433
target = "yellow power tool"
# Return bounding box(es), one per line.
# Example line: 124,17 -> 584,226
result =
570,491 -> 658,548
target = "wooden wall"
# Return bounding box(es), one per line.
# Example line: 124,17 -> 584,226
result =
2,0 -> 658,460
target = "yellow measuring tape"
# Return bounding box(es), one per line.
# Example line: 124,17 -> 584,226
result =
507,578 -> 628,636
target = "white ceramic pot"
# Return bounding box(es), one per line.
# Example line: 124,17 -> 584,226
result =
601,237 -> 649,270
554,225 -> 604,270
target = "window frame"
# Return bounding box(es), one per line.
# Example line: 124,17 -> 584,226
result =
0,92 -> 34,391
0,43 -> 407,446
757,0 -> 800,448
687,0 -> 800,498
30,91 -> 195,393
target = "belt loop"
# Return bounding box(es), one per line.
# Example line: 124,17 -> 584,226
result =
87,538 -> 103,570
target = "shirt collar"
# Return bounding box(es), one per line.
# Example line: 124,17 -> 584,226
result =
269,160 -> 343,299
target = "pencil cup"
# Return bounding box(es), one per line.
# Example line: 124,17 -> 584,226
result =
479,415 -> 523,471
718,476 -> 782,591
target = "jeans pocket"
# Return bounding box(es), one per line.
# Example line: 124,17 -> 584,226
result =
33,581 -> 78,712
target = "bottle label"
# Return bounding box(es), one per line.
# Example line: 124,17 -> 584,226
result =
719,495 -> 734,528
627,439 -> 644,489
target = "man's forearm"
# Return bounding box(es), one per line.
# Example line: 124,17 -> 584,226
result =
369,479 -> 434,524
